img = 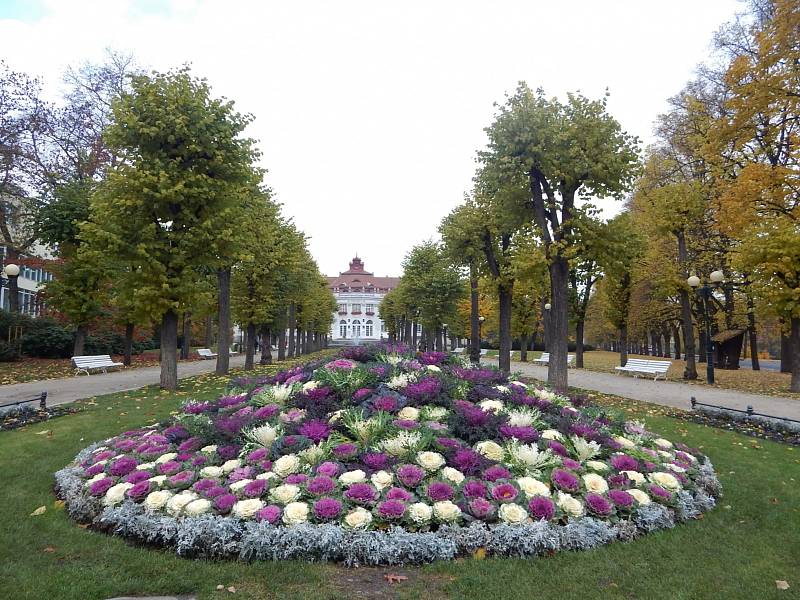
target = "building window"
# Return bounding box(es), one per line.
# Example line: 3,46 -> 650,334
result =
352,304 -> 361,314
352,319 -> 361,337
339,320 -> 347,338
365,304 -> 374,315
338,303 -> 347,314
365,320 -> 373,337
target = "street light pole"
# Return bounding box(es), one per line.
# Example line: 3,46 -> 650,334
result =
687,270 -> 724,385
3,263 -> 20,314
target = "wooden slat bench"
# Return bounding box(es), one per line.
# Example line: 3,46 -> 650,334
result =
72,355 -> 123,376
532,352 -> 575,367
197,348 -> 218,359
615,358 -> 671,381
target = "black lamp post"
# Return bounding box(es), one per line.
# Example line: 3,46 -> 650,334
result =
442,322 -> 448,351
478,315 -> 485,346
3,263 -> 20,313
687,270 -> 724,384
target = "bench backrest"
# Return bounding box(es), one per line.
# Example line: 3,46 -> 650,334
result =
623,359 -> 671,370
72,355 -> 114,366
538,353 -> 550,361
197,348 -> 215,356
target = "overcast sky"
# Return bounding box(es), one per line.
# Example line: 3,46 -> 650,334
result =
0,0 -> 742,277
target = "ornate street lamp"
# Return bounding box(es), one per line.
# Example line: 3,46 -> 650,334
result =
478,315 -> 485,343
687,269 -> 725,384
2,263 -> 20,313
442,322 -> 449,351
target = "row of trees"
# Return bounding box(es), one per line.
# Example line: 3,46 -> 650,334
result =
588,0 -> 799,391
1,54 -> 336,388
387,0 -> 798,393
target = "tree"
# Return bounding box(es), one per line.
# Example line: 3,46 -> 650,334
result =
481,84 -> 640,389
86,68 -> 259,389
440,201 -> 490,365
399,241 -> 464,351
710,0 -> 800,390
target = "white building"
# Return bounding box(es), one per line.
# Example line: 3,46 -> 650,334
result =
327,257 -> 399,343
1,194 -> 55,316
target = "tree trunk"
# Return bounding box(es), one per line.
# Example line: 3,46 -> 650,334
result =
434,327 -> 443,352
672,323 -> 681,359
244,322 -> 256,370
123,322 -> 134,366
215,267 -> 231,375
619,324 -> 628,367
305,330 -> 312,354
547,257 -> 569,391
412,320 -> 418,348
498,282 -> 513,373
278,319 -> 287,361
469,264 -> 480,365
180,312 -> 191,360
403,318 -> 412,347
205,314 -> 214,347
287,303 -> 296,358
260,326 -> 273,365
746,294 -> 760,370
575,319 -> 585,368
698,331 -> 706,363
73,324 -> 88,356
160,309 -> 179,390
677,232 -> 697,379
520,335 -> 529,362
791,317 -> 800,393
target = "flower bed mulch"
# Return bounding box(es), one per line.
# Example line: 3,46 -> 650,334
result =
1,403 -> 81,431
56,343 -> 721,565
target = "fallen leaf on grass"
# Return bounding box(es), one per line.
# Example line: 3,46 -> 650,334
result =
770,498 -> 780,504
30,506 -> 46,516
227,586 -> 236,593
384,574 -> 408,584
34,430 -> 51,436
776,581 -> 790,590
53,500 -> 65,510
43,546 -> 56,553
472,547 -> 487,560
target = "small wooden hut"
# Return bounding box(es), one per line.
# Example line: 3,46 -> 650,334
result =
712,329 -> 747,370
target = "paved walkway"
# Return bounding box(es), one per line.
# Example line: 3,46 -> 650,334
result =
1,355 -> 248,407
483,359 -> 800,421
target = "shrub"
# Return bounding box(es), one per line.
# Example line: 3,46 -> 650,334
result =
21,320 -> 73,358
0,339 -> 20,362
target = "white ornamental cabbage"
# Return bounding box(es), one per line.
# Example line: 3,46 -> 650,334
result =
570,436 -> 601,461
408,502 -> 433,524
272,454 -> 301,477
433,501 -> 462,522
498,503 -> 528,524
200,466 -> 224,478
269,484 -> 301,505
338,470 -> 367,485
343,507 -> 372,529
370,470 -> 394,490
516,477 -> 551,497
582,473 -> 609,494
556,491 -> 584,518
649,471 -> 681,491
282,501 -> 310,525
475,440 -> 504,461
144,490 -> 173,511
166,491 -> 198,516
104,482 -> 133,506
184,499 -> 212,516
627,489 -> 651,505
232,499 -> 264,519
221,459 -> 242,473
416,451 -> 446,472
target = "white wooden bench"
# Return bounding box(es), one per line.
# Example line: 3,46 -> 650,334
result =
72,355 -> 123,376
532,353 -> 575,367
615,358 -> 671,381
197,348 -> 218,359
479,349 -> 489,357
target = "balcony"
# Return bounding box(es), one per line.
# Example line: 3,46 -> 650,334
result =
351,311 -> 362,315
365,311 -> 374,316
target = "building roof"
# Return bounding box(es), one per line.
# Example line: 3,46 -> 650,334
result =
326,257 -> 400,293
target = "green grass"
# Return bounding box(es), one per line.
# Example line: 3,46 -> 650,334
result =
1,354 -> 798,599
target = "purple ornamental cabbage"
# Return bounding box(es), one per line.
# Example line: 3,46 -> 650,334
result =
256,505 -> 282,524
385,487 -> 413,502
462,480 -> 488,499
585,493 -> 614,517
426,482 -> 455,502
528,496 -> 556,521
490,483 -> 518,503
307,476 -> 336,495
396,464 -> 425,488
483,465 -> 512,482
377,500 -> 406,519
468,497 -> 495,520
109,456 -> 138,477
343,483 -> 379,504
313,497 -> 344,520
551,469 -> 580,492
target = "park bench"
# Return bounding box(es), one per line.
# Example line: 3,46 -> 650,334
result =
614,358 -> 671,381
532,352 -> 575,367
72,355 -> 123,376
197,348 -> 218,359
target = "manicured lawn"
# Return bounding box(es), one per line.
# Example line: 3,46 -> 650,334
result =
1,355 -> 797,599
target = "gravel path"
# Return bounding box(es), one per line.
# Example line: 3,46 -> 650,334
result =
0,355 -> 248,407
483,359 -> 800,421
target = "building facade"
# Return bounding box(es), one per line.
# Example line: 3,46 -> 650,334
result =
327,257 -> 399,343
1,245 -> 55,316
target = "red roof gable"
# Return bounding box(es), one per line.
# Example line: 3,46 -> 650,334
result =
326,257 -> 399,292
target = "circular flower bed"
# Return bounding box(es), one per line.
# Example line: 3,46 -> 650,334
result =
56,344 -> 722,565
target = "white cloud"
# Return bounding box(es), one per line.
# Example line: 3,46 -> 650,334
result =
0,0 -> 741,276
